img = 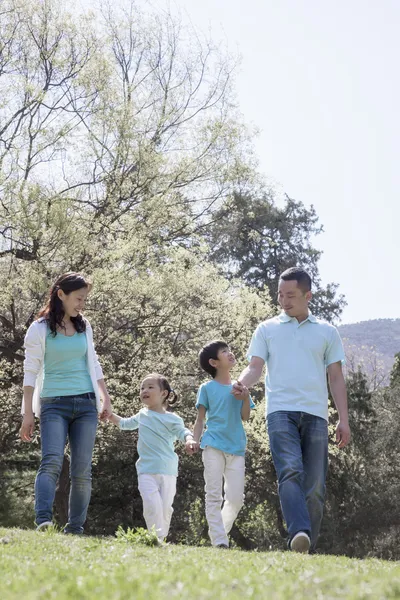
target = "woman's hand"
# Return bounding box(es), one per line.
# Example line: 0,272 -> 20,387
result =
20,413 -> 35,442
100,396 -> 113,421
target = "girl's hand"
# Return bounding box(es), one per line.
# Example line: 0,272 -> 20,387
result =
20,413 -> 35,442
185,439 -> 199,455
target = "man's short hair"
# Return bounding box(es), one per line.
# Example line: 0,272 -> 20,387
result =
199,340 -> 229,378
280,267 -> 312,293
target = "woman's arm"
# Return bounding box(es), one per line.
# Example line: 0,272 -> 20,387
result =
20,322 -> 44,442
98,379 -> 112,419
20,386 -> 35,442
85,320 -> 112,420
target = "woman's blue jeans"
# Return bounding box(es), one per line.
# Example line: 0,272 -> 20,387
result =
35,393 -> 98,534
267,410 -> 328,551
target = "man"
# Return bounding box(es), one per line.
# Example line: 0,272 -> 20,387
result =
233,267 -> 350,553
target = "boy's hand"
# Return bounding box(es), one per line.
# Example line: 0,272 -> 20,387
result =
232,382 -> 250,401
185,438 -> 199,455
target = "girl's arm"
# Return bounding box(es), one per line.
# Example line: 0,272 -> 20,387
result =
108,413 -> 122,426
111,413 -> 140,431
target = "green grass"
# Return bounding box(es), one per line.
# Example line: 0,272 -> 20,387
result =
1,527 -> 400,599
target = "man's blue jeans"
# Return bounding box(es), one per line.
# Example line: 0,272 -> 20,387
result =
267,411 -> 328,550
35,393 -> 98,534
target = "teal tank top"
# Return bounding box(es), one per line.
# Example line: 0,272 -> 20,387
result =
41,328 -> 94,398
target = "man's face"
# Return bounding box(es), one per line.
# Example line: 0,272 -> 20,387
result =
278,279 -> 311,318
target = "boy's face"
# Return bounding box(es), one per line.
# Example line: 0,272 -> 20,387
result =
210,346 -> 236,372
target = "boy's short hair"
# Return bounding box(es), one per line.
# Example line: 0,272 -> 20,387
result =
199,340 -> 229,378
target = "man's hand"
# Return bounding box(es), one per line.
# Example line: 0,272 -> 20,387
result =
185,438 -> 199,455
336,420 -> 351,449
232,381 -> 250,401
20,413 -> 35,442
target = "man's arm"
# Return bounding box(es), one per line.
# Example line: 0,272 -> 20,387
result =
232,356 -> 265,399
328,361 -> 351,448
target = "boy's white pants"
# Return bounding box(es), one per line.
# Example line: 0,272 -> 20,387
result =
202,446 -> 245,547
138,473 -> 177,541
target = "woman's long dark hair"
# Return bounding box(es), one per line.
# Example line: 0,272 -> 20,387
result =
37,272 -> 91,336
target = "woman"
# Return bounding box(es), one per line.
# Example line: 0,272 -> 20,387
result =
20,272 -> 112,533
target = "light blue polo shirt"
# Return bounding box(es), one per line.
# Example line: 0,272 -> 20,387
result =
196,380 -> 255,456
247,312 -> 345,421
119,408 -> 191,476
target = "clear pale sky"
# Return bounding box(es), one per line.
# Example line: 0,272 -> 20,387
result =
161,0 -> 400,325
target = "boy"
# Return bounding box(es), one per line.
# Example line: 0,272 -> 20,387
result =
193,340 -> 254,548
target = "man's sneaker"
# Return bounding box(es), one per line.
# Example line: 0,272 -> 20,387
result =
290,532 -> 310,553
216,543 -> 229,549
36,521 -> 54,531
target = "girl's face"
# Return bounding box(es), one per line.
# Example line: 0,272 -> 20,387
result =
140,377 -> 168,411
58,287 -> 89,318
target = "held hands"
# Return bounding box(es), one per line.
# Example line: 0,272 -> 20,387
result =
336,420 -> 351,449
232,381 -> 250,402
20,413 -> 35,442
99,396 -> 113,422
185,437 -> 200,455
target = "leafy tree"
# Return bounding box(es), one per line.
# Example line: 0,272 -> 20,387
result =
206,191 -> 346,321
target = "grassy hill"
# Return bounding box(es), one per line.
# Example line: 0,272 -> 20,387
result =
1,527 -> 400,599
338,318 -> 400,384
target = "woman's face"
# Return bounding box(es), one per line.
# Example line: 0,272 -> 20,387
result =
58,287 -> 89,318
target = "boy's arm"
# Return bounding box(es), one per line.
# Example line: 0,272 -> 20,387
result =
234,384 -> 251,421
241,396 -> 251,421
193,405 -> 206,444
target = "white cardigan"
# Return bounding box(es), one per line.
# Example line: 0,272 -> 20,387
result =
22,317 -> 104,417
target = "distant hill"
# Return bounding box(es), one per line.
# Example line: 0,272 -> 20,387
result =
338,319 -> 400,386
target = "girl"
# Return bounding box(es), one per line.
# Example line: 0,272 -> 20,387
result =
20,272 -> 112,533
108,373 -> 197,542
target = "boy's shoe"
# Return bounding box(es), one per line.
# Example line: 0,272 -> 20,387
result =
36,521 -> 54,531
290,532 -> 310,553
217,543 -> 229,549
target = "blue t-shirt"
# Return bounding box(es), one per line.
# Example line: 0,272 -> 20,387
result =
195,380 -> 255,456
41,329 -> 94,398
119,407 -> 192,476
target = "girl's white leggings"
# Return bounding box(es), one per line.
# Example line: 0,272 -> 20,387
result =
138,473 -> 177,541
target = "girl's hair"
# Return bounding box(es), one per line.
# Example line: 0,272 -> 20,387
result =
37,272 -> 91,336
143,373 -> 178,408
